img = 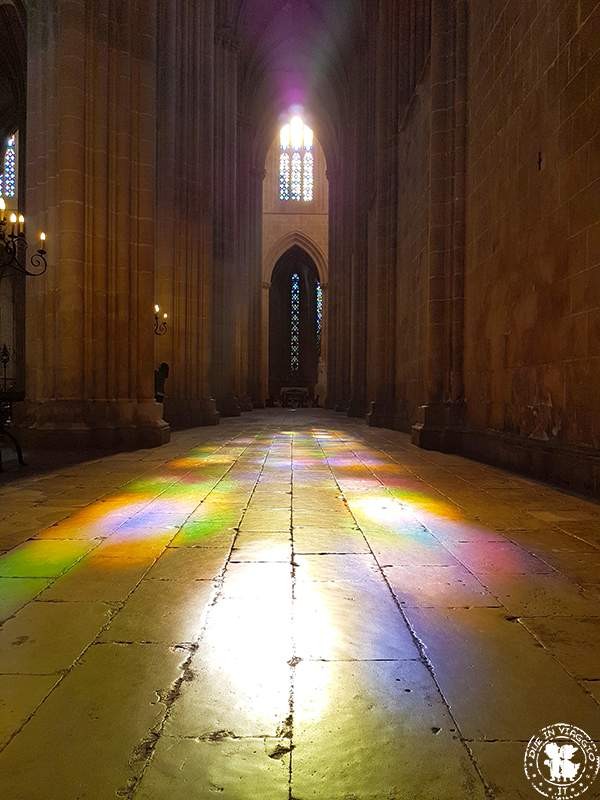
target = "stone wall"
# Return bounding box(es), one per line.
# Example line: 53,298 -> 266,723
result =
463,0 -> 600,467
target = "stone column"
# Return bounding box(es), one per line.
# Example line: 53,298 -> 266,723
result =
155,0 -> 218,428
412,0 -> 467,449
366,0 -> 401,428
19,0 -> 168,449
247,166 -> 265,407
211,18 -> 241,416
348,37 -> 369,419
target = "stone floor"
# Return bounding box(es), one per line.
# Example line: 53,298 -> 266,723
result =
0,409 -> 599,799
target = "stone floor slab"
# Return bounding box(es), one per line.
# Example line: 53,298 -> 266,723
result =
166,646 -> 291,738
385,564 -> 500,608
0,577 -> 52,622
37,554 -> 152,602
0,673 -> 58,747
0,539 -> 96,578
405,606 -> 600,740
293,526 -> 370,553
0,643 -> 183,800
292,659 -> 486,799
231,530 -> 292,562
294,553 -> 382,583
477,571 -> 600,617
520,615 -> 600,679
0,600 -> 112,674
136,736 -> 290,799
99,579 -> 215,644
294,579 -> 418,660
145,546 -> 228,580
468,741 -> 538,800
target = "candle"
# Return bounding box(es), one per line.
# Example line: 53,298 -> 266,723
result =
154,304 -> 160,314
18,214 -> 24,234
163,312 -> 168,320
9,212 -> 16,235
0,197 -> 5,219
40,231 -> 46,250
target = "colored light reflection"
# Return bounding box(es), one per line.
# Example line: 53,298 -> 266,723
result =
0,416 -> 548,751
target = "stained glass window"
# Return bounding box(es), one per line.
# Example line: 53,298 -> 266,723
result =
316,281 -> 323,350
1,135 -> 16,199
291,272 -> 300,372
279,116 -> 314,202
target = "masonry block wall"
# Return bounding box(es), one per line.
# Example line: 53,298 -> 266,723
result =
464,0 -> 600,451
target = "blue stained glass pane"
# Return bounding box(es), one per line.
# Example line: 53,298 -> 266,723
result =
1,135 -> 16,199
291,272 -> 300,372
303,151 -> 314,201
316,281 -> 323,347
279,152 -> 290,200
291,152 -> 302,201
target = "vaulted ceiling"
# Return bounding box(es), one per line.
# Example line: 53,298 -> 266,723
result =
232,0 -> 365,165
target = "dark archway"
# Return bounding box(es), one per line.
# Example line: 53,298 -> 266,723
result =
269,245 -> 321,403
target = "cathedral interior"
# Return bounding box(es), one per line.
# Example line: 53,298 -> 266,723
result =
1,1 -> 600,798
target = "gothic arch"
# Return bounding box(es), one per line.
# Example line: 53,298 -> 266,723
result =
265,231 -> 328,285
260,234 -> 328,405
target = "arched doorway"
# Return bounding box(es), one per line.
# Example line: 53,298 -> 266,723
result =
269,245 -> 323,404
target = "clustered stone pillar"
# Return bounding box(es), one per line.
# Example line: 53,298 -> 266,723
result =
155,0 -> 218,428
366,0 -> 401,428
412,0 -> 467,449
245,166 -> 266,408
347,39 -> 370,419
212,13 -> 241,417
20,0 -> 169,448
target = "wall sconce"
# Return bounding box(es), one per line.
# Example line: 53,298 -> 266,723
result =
0,197 -> 47,277
154,303 -> 168,336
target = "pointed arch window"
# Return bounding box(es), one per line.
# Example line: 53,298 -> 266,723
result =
1,134 -> 17,200
279,117 -> 314,202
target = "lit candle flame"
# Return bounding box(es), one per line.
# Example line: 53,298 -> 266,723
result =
154,304 -> 160,314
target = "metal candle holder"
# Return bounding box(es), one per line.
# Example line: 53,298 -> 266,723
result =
0,201 -> 47,278
154,304 -> 168,336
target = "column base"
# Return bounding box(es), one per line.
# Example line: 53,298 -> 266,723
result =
216,394 -> 242,417
347,396 -> 366,418
163,397 -> 220,429
411,402 -> 465,450
238,394 -> 254,412
14,399 -> 170,450
366,400 -> 395,429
